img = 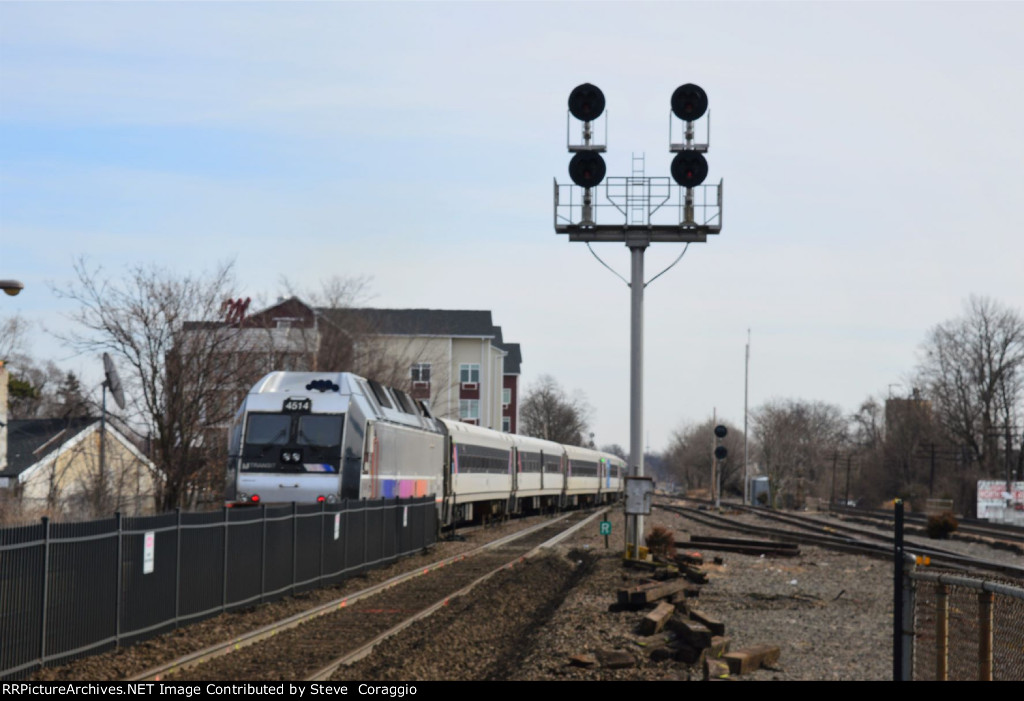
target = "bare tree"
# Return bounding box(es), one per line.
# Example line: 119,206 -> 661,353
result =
0,314 -> 30,364
599,444 -> 627,460
663,417 -> 746,497
915,296 -> 1024,480
520,375 -> 591,446
274,276 -> 449,397
280,274 -> 374,312
752,398 -> 848,508
311,304 -> 460,418
849,395 -> 889,506
55,258 -> 260,511
275,274 -> 372,373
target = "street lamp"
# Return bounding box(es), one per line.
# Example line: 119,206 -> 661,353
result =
1,280 -> 24,296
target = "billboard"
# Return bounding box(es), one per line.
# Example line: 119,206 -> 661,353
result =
977,480 -> 1024,519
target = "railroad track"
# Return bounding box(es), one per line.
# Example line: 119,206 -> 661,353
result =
828,504 -> 1024,551
658,499 -> 1024,580
128,509 -> 605,682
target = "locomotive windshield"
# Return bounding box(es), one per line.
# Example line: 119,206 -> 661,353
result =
246,414 -> 291,445
241,412 -> 344,473
297,415 -> 342,447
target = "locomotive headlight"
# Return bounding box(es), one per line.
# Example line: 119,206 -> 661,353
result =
327,494 -> 339,504
238,492 -> 249,502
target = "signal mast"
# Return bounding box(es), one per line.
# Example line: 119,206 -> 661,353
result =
554,83 -> 724,556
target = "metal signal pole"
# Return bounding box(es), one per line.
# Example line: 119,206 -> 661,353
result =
629,242 -> 647,550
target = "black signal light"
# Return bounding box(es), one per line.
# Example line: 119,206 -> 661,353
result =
714,425 -> 728,460
568,83 -> 605,122
569,151 -> 607,189
671,83 -> 708,122
671,151 -> 708,188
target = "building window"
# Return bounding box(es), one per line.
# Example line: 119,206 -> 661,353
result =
460,399 -> 479,420
502,388 -> 511,406
460,364 -> 480,385
502,416 -> 511,432
411,363 -> 431,383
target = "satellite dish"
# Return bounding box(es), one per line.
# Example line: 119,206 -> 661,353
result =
103,352 -> 126,410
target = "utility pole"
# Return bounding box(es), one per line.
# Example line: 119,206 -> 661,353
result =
711,406 -> 716,503
831,450 -> 838,506
555,83 -> 723,557
845,453 -> 853,506
744,328 -> 750,505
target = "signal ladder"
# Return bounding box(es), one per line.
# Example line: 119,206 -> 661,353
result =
627,153 -> 646,225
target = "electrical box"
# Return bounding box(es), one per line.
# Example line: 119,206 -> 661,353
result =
625,476 -> 655,515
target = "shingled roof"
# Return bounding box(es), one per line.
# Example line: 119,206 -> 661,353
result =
319,308 -> 498,338
497,343 -> 522,374
3,417 -> 97,477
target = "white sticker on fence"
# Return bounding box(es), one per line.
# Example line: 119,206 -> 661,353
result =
143,531 -> 155,574
334,512 -> 341,541
403,506 -> 408,527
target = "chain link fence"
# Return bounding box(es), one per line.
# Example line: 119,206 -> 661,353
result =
910,568 -> 1024,681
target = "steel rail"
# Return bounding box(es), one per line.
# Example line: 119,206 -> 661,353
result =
658,501 -> 1024,580
305,507 -> 607,681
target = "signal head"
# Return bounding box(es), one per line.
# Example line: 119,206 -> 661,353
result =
569,151 -> 606,189
714,425 -> 728,438
568,83 -> 605,122
671,83 -> 708,122
714,446 -> 728,460
671,151 -> 708,188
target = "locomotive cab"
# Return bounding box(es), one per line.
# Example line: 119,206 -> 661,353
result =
228,373 -> 366,505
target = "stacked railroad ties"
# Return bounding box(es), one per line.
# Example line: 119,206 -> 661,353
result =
577,534 -> 791,680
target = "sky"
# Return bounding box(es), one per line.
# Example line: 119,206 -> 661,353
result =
1,1 -> 1023,454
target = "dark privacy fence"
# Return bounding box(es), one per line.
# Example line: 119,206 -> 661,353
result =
0,497 -> 437,680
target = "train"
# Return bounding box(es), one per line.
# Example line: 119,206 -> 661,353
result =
225,371 -> 626,524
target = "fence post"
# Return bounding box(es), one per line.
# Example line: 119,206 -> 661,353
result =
260,503 -> 267,604
978,590 -> 994,681
174,508 -> 182,626
39,516 -> 50,666
222,506 -> 229,611
114,512 -> 122,647
900,559 -> 915,680
292,501 -> 298,594
936,583 -> 948,681
893,498 -> 906,681
319,500 -> 325,585
344,499 -> 350,574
